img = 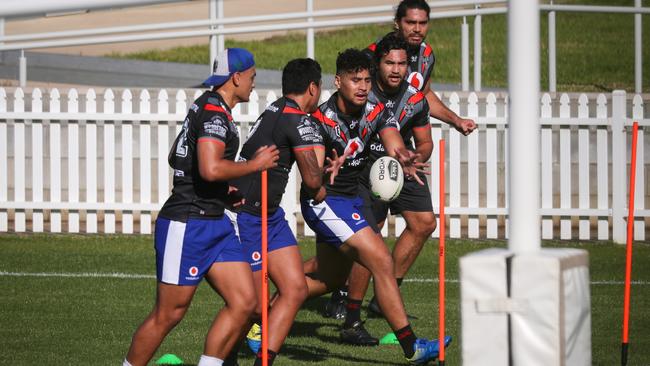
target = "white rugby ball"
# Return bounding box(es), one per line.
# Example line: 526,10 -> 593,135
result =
369,156 -> 404,202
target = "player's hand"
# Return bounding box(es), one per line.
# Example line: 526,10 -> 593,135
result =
324,148 -> 349,185
455,117 -> 477,136
395,148 -> 430,185
251,145 -> 279,172
226,185 -> 245,209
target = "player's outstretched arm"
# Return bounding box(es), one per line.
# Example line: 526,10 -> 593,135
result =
422,83 -> 477,136
295,147 -> 326,203
198,142 -> 279,182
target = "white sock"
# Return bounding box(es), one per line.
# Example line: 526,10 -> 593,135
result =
197,354 -> 224,366
122,359 -> 133,366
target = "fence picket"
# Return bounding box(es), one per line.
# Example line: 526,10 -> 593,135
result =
13,89 -> 26,232
577,94 -> 590,239
0,88 -> 7,231
596,94 -> 609,240
121,89 -> 134,234
632,95 -> 645,240
448,93 -> 461,238
430,110 -> 442,239
157,90 -> 171,206
49,89 -> 62,232
31,89 -> 44,232
541,93 -> 553,239
559,94 -> 572,239
467,93 -> 479,238
85,89 -> 99,233
139,90 -> 152,234
67,89 -> 80,233
485,93 -> 498,238
104,89 -> 116,233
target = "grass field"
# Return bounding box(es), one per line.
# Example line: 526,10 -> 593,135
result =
1,234 -> 649,365
109,0 -> 650,92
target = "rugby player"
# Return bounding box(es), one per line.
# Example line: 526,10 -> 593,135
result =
123,48 -> 279,366
301,48 -> 449,365
234,58 -> 335,366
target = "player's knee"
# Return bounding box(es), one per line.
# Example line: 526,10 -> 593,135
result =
153,306 -> 187,329
370,252 -> 395,277
230,291 -> 258,319
410,216 -> 437,238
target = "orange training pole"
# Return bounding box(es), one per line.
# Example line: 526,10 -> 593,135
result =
438,139 -> 446,366
261,170 -> 269,366
621,121 -> 639,366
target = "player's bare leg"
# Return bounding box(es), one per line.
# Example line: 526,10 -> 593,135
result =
125,284 -> 197,366
304,242 -> 354,298
202,262 -> 257,360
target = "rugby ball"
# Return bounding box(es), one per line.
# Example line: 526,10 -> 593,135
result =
369,156 -> 404,202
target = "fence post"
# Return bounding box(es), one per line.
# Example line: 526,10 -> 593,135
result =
548,5 -> 556,92
473,9 -> 482,91
306,0 -> 315,59
611,90 -> 627,244
461,18 -> 469,91
0,88 -> 7,231
19,50 -> 26,87
635,0 -> 642,93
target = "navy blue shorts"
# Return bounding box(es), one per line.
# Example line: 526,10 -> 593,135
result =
301,195 -> 370,247
154,216 -> 247,286
237,208 -> 298,272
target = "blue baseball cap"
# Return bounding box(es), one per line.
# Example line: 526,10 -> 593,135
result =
203,48 -> 255,87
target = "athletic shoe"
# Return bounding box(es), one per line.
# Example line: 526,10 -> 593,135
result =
323,287 -> 348,320
367,296 -> 419,320
407,336 -> 453,365
339,321 -> 379,346
246,323 -> 262,354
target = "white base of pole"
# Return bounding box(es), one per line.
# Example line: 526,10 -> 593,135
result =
460,248 -> 591,366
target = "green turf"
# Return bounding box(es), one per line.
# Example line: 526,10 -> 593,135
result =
107,0 -> 650,92
0,234 -> 649,365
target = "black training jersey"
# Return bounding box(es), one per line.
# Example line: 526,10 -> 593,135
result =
366,40 -> 436,91
309,92 -> 397,197
360,80 -> 430,187
236,97 -> 323,216
159,91 -> 240,221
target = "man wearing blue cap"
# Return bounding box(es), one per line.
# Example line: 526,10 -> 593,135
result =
123,48 -> 279,366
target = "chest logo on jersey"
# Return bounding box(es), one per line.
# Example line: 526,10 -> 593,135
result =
403,103 -> 415,118
386,100 -> 395,109
344,137 -> 365,159
407,72 -> 425,90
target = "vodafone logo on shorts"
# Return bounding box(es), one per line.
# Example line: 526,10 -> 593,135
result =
188,266 -> 199,277
252,251 -> 261,261
351,213 -> 361,221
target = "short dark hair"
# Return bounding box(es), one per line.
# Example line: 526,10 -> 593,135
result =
336,48 -> 373,75
394,0 -> 430,22
282,58 -> 322,95
373,32 -> 409,64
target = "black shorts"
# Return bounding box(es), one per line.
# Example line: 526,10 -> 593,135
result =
360,173 -> 434,224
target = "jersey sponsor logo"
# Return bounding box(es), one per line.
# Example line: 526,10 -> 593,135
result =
189,266 -> 199,277
174,118 -> 190,157
190,103 -> 199,113
351,213 -> 361,220
252,251 -> 261,261
369,142 -> 385,152
203,116 -> 228,138
266,104 -> 279,113
174,169 -> 185,177
407,72 -> 425,90
403,103 -> 415,118
386,99 -> 395,109
410,55 -> 418,62
344,137 -> 364,158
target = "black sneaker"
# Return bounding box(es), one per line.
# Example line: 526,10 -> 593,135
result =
340,321 -> 379,346
367,296 -> 419,320
324,287 -> 348,320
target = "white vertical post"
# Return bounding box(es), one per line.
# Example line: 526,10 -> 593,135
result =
139,90 -> 152,234
611,90 -> 626,244
473,10 -> 482,92
431,116 -> 442,238
0,88 -> 7,231
306,0 -> 315,59
467,93 -> 479,237
559,94 -> 571,239
461,18 -> 469,91
632,95 -> 645,240
209,0 -> 217,71
577,94 -> 590,240
548,4 -> 556,92
86,89 -> 98,233
596,94 -> 608,240
49,89 -> 62,232
19,50 -> 26,87
67,89 -> 80,233
31,89 -> 44,232
634,0 -> 642,93
217,0 -> 225,52
13,89 -> 26,232
485,94 -> 498,238
508,0 -> 540,252
157,90 -> 170,207
448,93 -> 461,238
540,93 -> 553,239
121,90 -> 134,234
104,89 -> 116,234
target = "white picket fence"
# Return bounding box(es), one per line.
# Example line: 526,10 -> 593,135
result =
0,87 -> 648,243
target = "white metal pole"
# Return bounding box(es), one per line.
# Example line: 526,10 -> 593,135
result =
209,0 -> 217,72
635,0 -> 642,93
474,9 -> 482,91
307,0 -> 315,59
217,0 -> 224,52
461,17 -> 469,91
0,18 -> 4,63
508,0 -> 540,252
19,50 -> 26,87
548,5 -> 556,92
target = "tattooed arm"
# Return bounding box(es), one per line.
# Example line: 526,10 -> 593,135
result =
295,146 -> 326,202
